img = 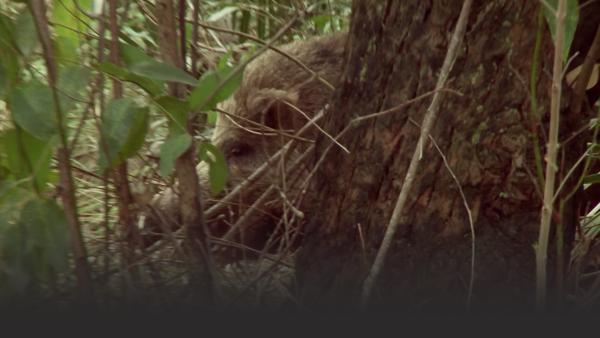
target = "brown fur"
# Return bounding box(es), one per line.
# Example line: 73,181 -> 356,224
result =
143,33 -> 347,256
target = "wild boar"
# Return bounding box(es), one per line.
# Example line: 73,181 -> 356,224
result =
142,32 -> 347,259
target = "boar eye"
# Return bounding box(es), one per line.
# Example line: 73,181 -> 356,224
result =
227,142 -> 253,159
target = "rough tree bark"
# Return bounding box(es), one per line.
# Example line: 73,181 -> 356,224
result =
296,0 -> 599,312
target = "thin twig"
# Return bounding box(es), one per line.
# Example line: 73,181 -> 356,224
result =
190,0 -> 201,77
353,89 -> 463,124
360,0 -> 474,309
29,0 -> 93,299
194,21 -> 336,90
282,100 -> 349,153
298,89 -> 461,196
216,107 -> 314,142
192,15 -> 300,112
219,144 -> 314,242
204,110 -> 324,220
429,135 -> 476,310
552,148 -> 591,203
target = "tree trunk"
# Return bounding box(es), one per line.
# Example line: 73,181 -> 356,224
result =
296,0 -> 599,313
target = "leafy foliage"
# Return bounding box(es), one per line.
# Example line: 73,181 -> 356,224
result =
198,142 -> 228,196
159,133 -> 191,178
8,82 -> 57,141
0,197 -> 70,296
0,13 -> 20,98
0,0 -> 597,311
189,63 -> 244,110
98,98 -> 149,171
97,61 -> 164,97
51,0 -> 93,62
542,0 -> 579,61
120,43 -> 198,86
0,128 -> 54,192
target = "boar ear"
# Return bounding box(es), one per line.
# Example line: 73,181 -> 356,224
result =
248,89 -> 299,130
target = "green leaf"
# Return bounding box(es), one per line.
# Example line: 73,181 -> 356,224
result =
17,199 -> 70,272
8,82 -> 57,141
14,10 -> 37,57
96,61 -> 164,97
0,129 -> 54,192
119,42 -> 156,66
0,179 -> 34,225
0,14 -> 19,98
0,198 -> 70,293
119,43 -> 197,85
121,24 -> 155,49
542,0 -> 580,61
0,13 -> 17,52
154,96 -> 189,134
159,133 -> 191,178
217,52 -> 235,68
0,58 -> 13,98
129,60 -> 197,86
311,15 -> 330,32
584,173 -> 600,185
54,36 -> 78,64
51,0 -> 93,63
198,142 -> 228,196
582,203 -> 600,238
207,110 -> 218,126
9,71 -> 90,140
189,65 -> 243,110
58,65 -> 91,111
0,13 -> 15,42
99,98 -> 149,171
0,179 -> 33,293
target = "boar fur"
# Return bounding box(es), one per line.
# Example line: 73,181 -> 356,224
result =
142,32 -> 347,259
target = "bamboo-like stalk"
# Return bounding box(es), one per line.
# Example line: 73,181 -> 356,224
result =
530,9 -> 546,192
536,0 -> 567,312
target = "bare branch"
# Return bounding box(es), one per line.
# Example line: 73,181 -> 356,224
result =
360,0 -> 474,309
194,21 -> 336,91
28,0 -> 93,300
429,134 -> 476,310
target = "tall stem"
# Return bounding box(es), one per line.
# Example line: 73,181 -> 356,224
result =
536,0 -> 567,312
